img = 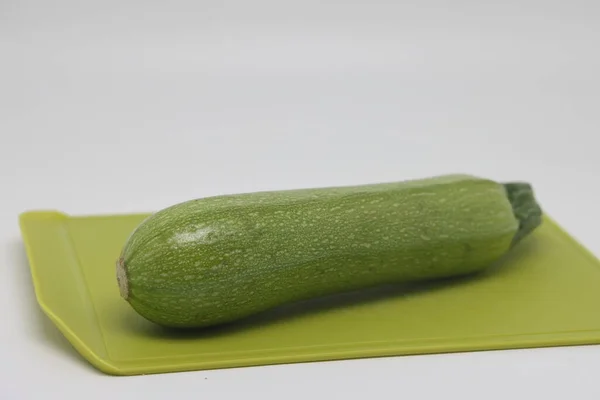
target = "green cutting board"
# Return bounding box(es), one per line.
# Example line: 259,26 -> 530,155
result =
19,211 -> 600,376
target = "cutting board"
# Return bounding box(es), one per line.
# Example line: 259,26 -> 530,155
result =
19,211 -> 600,375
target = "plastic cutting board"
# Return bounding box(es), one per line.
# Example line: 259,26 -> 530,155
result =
19,211 -> 600,376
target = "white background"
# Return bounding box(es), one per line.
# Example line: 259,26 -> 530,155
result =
1,0 -> 600,398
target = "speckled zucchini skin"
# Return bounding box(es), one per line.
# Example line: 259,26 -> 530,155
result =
117,174 -> 541,328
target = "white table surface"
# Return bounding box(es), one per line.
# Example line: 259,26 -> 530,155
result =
2,0 -> 600,398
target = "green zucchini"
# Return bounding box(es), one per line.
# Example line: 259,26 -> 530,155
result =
116,174 -> 542,328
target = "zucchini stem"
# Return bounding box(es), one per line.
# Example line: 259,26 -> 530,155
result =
503,182 -> 543,247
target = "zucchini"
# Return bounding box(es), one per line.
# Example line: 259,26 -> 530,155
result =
116,174 -> 542,328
